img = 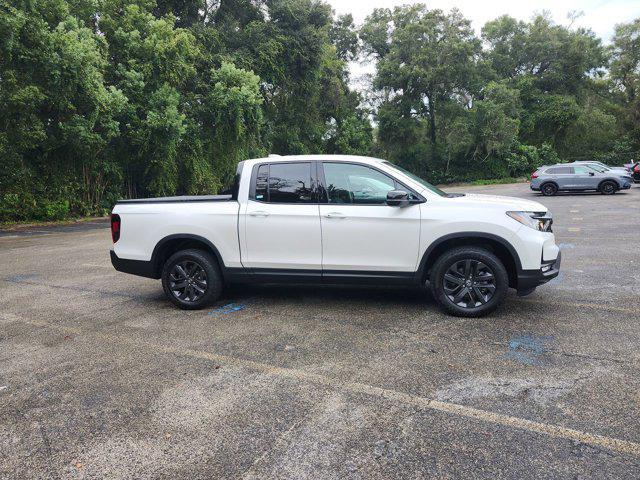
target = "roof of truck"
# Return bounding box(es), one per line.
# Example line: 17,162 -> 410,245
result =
245,154 -> 386,165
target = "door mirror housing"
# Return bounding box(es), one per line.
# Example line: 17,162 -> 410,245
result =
588,172 -> 595,176
386,190 -> 410,207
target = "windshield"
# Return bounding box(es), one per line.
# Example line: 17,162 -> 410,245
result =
382,161 -> 447,197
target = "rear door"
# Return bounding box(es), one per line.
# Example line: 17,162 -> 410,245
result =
318,162 -> 422,274
242,162 -> 322,272
552,166 -> 575,189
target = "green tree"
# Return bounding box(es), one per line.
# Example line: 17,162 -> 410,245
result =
609,18 -> 640,153
363,5 -> 480,166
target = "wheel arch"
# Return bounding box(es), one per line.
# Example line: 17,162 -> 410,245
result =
151,234 -> 227,280
597,178 -> 619,190
418,232 -> 522,288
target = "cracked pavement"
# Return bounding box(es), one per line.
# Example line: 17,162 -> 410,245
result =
1,183 -> 640,478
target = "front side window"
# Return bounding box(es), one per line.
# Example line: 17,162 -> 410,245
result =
574,166 -> 594,174
323,163 -> 396,204
252,162 -> 313,203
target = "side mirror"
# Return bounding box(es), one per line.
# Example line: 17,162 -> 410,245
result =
386,190 -> 410,207
589,172 -> 595,176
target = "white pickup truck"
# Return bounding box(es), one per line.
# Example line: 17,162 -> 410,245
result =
110,155 -> 560,317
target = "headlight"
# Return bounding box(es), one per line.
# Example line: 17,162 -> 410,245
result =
506,211 -> 553,232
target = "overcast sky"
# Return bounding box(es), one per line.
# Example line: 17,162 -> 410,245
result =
327,0 -> 640,42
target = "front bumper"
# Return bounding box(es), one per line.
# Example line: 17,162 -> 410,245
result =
517,250 -> 561,293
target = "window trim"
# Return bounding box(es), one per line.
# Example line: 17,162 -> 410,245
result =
249,161 -> 318,204
317,161 -> 425,206
248,160 -> 426,205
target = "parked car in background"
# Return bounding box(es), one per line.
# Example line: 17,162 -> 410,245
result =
628,162 -> 640,183
530,164 -> 631,196
569,161 -> 634,183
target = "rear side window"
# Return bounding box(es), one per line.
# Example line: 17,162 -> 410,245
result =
254,164 -> 268,200
546,167 -> 573,174
252,162 -> 313,203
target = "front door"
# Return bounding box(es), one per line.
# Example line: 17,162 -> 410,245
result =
243,162 -> 322,272
318,162 -> 421,273
572,165 -> 596,189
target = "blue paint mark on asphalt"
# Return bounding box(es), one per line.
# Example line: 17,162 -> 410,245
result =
5,273 -> 39,283
504,335 -> 554,366
558,243 -> 575,250
208,302 -> 247,315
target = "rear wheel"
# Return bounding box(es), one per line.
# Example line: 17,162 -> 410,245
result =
541,183 -> 558,196
429,247 -> 508,317
599,180 -> 617,195
161,249 -> 222,310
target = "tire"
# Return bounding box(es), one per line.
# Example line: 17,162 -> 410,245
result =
161,249 -> 223,310
599,180 -> 617,195
429,247 -> 508,318
540,183 -> 558,196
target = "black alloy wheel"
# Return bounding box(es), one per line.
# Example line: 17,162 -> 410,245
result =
541,183 -> 557,196
430,246 -> 508,317
443,259 -> 496,308
599,181 -> 616,195
169,260 -> 208,302
161,249 -> 222,309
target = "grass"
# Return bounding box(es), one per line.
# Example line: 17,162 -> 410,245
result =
470,177 -> 528,185
0,215 -> 108,230
438,177 -> 529,188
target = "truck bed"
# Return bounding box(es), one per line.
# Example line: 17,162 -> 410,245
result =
116,195 -> 233,204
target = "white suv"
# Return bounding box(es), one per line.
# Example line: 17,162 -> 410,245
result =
110,155 -> 561,317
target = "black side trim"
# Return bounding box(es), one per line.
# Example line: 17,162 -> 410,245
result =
227,268 -> 417,286
110,250 -> 157,278
416,232 -> 523,280
322,270 -> 417,285
251,268 -> 322,284
150,234 -> 228,280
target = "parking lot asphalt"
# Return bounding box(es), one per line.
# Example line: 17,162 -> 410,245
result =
1,184 -> 640,479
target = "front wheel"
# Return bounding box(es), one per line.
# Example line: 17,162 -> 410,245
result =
161,249 -> 223,310
429,247 -> 508,317
599,180 -> 617,195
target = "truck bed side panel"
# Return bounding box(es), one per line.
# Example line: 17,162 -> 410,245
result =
112,201 -> 242,268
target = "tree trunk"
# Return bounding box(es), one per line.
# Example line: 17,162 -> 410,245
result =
427,94 -> 437,164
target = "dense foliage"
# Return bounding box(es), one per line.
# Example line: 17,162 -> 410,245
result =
363,7 -> 640,183
0,1 -> 638,221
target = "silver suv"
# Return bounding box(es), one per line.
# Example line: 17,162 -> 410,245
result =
530,164 -> 632,196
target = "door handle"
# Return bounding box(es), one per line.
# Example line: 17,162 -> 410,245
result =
324,212 -> 346,219
249,210 -> 270,217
